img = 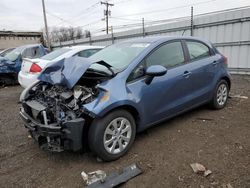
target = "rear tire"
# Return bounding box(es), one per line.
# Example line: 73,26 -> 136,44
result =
210,79 -> 229,109
88,110 -> 136,161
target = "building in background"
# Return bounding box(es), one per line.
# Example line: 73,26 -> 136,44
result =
0,31 -> 43,50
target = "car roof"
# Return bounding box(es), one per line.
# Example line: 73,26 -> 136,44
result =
65,45 -> 104,50
121,36 -> 212,46
19,43 -> 43,48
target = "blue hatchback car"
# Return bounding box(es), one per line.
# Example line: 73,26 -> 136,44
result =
20,36 -> 231,161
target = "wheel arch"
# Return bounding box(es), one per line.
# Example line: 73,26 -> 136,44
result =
97,104 -> 141,129
221,76 -> 231,90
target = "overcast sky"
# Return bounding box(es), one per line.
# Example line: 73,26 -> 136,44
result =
0,0 -> 249,34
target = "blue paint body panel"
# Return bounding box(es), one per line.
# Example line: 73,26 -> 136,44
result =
37,36 -> 231,132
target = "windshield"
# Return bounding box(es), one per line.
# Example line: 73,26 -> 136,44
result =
89,42 -> 150,71
0,48 -> 15,57
41,48 -> 71,61
4,46 -> 26,62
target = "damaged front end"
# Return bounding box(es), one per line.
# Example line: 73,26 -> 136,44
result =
20,56 -> 112,152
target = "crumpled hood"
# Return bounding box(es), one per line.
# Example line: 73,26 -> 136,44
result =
38,56 -> 94,89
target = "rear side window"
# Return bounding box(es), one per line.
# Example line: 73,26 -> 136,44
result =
146,41 -> 185,68
41,48 -> 71,60
77,49 -> 101,58
186,41 -> 210,61
22,47 -> 43,59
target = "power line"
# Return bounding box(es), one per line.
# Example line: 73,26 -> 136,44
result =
111,0 -> 133,5
114,0 -> 216,18
53,1 -> 101,27
110,16 -> 147,22
78,19 -> 102,28
46,11 -> 74,26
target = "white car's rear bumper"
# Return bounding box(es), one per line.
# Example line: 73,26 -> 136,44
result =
18,71 -> 39,88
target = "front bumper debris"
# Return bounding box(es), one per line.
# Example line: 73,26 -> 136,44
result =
82,163 -> 143,188
20,107 -> 85,152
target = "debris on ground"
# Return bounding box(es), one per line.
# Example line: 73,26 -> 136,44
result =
234,142 -> 244,150
81,170 -> 106,186
230,95 -> 248,99
178,176 -> 184,181
190,163 -> 212,177
196,117 -> 214,121
81,163 -> 142,188
204,169 -> 212,177
222,183 -> 234,188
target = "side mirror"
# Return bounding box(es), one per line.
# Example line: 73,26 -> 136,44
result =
145,65 -> 167,85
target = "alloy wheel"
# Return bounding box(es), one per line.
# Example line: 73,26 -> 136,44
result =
103,117 -> 132,154
216,83 -> 228,106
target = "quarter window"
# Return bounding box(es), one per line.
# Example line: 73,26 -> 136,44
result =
145,41 -> 185,68
186,41 -> 210,61
22,47 -> 43,58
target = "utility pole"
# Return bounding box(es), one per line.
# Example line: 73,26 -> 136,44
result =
191,6 -> 194,36
110,26 -> 114,44
101,1 -> 114,34
142,18 -> 145,37
42,0 -> 51,50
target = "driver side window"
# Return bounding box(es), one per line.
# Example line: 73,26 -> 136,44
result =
146,41 -> 185,68
127,41 -> 185,82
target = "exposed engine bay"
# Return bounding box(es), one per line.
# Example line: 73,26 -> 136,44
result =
20,57 -> 114,152
23,71 -> 109,125
25,84 -> 96,125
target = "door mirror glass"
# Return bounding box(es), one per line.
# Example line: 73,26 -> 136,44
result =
145,65 -> 167,85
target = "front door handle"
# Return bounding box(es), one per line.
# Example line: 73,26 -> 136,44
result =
183,71 -> 191,78
212,60 -> 219,65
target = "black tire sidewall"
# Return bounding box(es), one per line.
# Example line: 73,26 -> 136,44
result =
88,109 -> 136,161
212,79 -> 229,109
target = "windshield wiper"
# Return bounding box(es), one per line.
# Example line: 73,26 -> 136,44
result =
87,68 -> 113,77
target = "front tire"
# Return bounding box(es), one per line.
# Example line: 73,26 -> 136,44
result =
211,79 -> 229,109
88,110 -> 136,161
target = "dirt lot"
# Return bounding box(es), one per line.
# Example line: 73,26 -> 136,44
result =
0,75 -> 249,188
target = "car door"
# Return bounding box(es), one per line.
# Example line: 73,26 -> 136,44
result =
183,40 -> 218,106
126,41 -> 192,127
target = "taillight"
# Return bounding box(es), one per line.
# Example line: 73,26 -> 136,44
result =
30,63 -> 42,73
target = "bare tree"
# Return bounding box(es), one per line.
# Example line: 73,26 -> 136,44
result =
42,26 -> 89,43
50,27 -> 60,42
84,30 -> 91,38
59,27 -> 69,41
68,27 -> 75,40
75,27 -> 83,39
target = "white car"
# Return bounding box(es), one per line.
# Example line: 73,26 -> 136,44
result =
18,45 -> 103,88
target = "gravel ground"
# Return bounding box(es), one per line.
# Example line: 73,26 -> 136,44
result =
0,75 -> 250,188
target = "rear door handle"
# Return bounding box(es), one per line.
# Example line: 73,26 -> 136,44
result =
183,71 -> 191,78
